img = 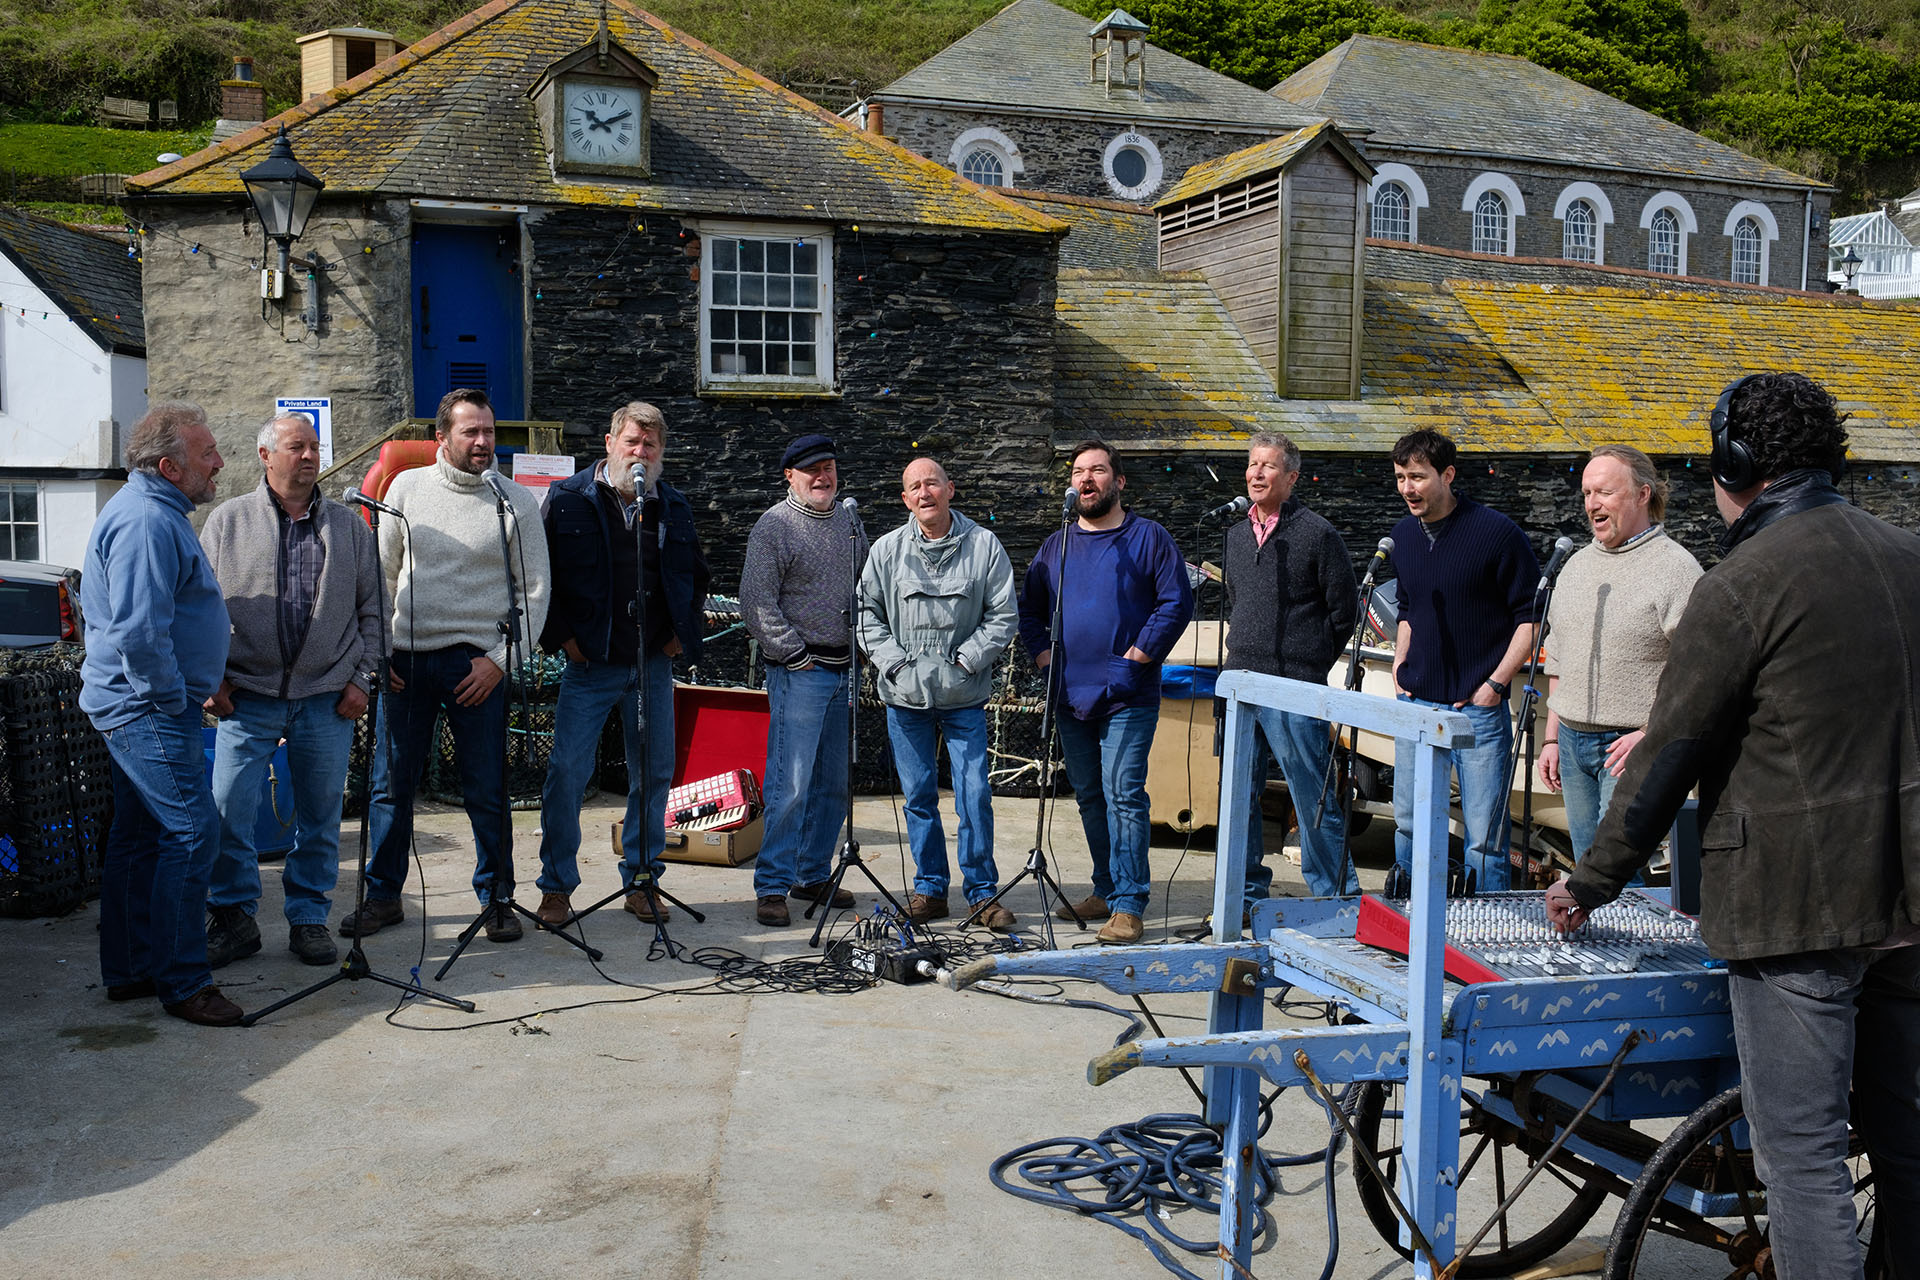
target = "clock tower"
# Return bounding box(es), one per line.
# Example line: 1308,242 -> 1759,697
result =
528,16 -> 658,179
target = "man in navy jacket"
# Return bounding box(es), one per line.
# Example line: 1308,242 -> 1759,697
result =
533,402 -> 709,927
1019,440 -> 1194,943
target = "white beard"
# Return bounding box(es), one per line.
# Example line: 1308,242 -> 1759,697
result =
608,456 -> 658,498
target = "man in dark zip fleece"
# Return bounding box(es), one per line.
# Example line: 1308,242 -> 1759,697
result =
200,412 -> 387,969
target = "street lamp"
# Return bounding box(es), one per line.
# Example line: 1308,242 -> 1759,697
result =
241,125 -> 325,278
1840,246 -> 1863,291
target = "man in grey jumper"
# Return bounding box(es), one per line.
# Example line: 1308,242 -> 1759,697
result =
740,434 -> 868,927
201,412 -> 386,968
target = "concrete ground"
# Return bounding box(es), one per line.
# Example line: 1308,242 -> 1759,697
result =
1,796 -> 1622,1280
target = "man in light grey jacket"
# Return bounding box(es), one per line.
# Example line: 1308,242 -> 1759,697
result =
201,412 -> 386,968
856,457 -> 1018,930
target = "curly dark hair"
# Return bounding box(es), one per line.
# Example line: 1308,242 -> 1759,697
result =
1725,372 -> 1850,482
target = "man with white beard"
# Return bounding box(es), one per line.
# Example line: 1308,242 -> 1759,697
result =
532,401 -> 710,928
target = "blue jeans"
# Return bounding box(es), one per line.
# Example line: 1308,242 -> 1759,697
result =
1057,704 -> 1157,918
1729,945 -> 1920,1280
1557,724 -> 1626,859
1393,695 -> 1513,892
886,703 -> 998,904
537,653 -> 675,895
364,646 -> 510,904
208,689 -> 356,926
753,664 -> 850,899
1243,704 -> 1356,902
98,708 -> 218,1003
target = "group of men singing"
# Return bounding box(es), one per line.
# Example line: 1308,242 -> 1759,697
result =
76,374 -> 1918,1280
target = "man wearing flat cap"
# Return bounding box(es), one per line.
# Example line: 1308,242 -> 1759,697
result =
740,434 -> 870,927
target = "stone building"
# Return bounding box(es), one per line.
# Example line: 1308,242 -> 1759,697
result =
862,0 -> 1323,205
1272,37 -> 1833,291
123,0 -> 1069,584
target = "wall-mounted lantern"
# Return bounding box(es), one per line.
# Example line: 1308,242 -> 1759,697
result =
242,125 -> 325,313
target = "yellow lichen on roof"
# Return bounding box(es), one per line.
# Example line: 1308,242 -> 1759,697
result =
1156,122 -> 1325,208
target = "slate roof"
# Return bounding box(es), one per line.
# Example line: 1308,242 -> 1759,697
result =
1155,120 -> 1373,207
0,206 -> 145,354
1006,190 -> 1157,269
125,0 -> 1063,237
872,0 -> 1326,131
1057,270 -> 1920,459
1272,36 -> 1823,191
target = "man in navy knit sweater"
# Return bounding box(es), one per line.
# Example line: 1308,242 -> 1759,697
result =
1019,440 -> 1194,944
1387,430 -> 1538,894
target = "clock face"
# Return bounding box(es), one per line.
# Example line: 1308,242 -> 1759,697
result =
562,83 -> 642,166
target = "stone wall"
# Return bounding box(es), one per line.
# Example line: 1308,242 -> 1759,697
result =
132,196 -> 415,501
882,104 -> 1278,204
525,206 -> 1061,591
1366,150 -> 1830,291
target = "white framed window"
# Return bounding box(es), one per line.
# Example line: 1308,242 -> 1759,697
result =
1371,181 -> 1412,241
0,482 -> 40,560
697,222 -> 834,392
948,126 -> 1023,188
1723,201 -> 1779,286
1102,130 -> 1163,201
1462,172 -> 1525,256
1639,192 -> 1697,276
1552,182 -> 1614,263
1369,163 -> 1429,242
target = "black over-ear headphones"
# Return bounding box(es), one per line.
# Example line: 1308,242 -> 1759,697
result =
1709,374 -> 1764,490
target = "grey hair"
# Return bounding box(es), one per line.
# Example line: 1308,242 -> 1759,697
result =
1588,444 -> 1669,523
125,401 -> 209,476
1248,431 -> 1301,474
610,400 -> 667,438
257,413 -> 315,454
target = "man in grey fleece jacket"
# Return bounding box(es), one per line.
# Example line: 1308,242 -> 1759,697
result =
201,412 -> 387,968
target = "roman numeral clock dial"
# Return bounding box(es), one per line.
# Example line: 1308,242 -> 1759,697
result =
562,84 -> 640,166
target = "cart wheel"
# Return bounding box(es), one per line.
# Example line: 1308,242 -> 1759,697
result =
1349,1079 -> 1609,1277
1601,1085 -> 1881,1280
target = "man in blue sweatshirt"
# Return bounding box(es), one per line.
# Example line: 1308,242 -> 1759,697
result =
1387,430 -> 1539,894
1019,440 -> 1194,944
80,402 -> 244,1027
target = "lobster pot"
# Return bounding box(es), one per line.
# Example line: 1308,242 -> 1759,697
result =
0,657 -> 112,917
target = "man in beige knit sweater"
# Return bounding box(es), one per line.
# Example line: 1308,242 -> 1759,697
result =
1537,445 -> 1700,859
340,389 -> 550,943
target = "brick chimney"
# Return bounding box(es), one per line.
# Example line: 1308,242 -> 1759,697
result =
220,57 -> 265,123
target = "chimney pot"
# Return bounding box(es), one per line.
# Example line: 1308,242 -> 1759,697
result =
232,56 -> 254,81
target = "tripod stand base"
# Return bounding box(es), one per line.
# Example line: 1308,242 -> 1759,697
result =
805,841 -> 911,948
435,896 -> 605,982
241,942 -> 475,1025
968,846 -> 1079,949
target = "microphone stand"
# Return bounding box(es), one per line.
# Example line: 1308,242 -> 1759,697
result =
1504,572 -> 1561,887
964,495 -> 1084,947
438,477 -> 603,980
1318,562 -> 1379,897
806,501 -> 907,947
244,503 -> 475,1024
555,479 -> 703,947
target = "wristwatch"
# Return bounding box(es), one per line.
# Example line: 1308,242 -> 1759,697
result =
1483,677 -> 1510,698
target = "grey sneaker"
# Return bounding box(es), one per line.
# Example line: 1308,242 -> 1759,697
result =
288,923 -> 339,967
205,905 -> 262,969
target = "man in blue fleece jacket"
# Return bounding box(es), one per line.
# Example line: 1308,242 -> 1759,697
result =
1019,440 -> 1194,944
80,402 -> 243,1027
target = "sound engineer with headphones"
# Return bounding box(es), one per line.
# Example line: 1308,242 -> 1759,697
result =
1549,372 -> 1920,1280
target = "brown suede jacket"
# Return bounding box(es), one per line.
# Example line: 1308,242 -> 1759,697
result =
1568,472 -> 1920,960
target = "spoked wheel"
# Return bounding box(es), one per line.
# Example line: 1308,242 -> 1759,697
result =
1602,1085 -> 1881,1280
1349,1079 -> 1610,1277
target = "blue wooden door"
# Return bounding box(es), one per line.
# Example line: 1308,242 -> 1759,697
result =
410,224 -> 525,418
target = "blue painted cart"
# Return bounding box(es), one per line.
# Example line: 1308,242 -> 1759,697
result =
957,671 -> 1878,1279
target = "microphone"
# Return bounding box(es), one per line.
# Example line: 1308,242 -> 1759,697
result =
342,487 -> 403,518
1361,536 -> 1393,588
1061,488 -> 1079,519
840,496 -> 860,516
481,468 -> 512,507
1536,535 -> 1576,594
1202,495 -> 1252,524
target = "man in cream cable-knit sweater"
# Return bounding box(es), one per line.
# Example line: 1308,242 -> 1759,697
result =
340,389 -> 550,943
1537,445 -> 1701,861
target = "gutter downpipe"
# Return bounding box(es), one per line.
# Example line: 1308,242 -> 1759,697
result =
1802,188 -> 1811,290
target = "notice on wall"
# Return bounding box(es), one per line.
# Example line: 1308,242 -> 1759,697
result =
512,453 -> 577,492
275,396 -> 334,469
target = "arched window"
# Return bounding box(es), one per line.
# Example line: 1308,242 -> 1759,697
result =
960,148 -> 1006,187
1648,208 -> 1682,274
1563,199 -> 1598,263
1732,216 -> 1763,283
1372,181 -> 1412,241
1473,190 -> 1510,255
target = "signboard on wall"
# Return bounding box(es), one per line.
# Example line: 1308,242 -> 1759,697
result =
275,396 -> 334,469
511,453 -> 576,493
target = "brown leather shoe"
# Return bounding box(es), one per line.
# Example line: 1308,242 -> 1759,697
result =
1056,893 -> 1109,922
625,888 -> 670,923
970,900 -> 1018,933
535,892 -> 573,927
790,880 -> 855,909
163,985 -> 244,1027
1095,912 -> 1143,944
337,897 -> 404,937
756,895 -> 790,927
905,893 -> 949,923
